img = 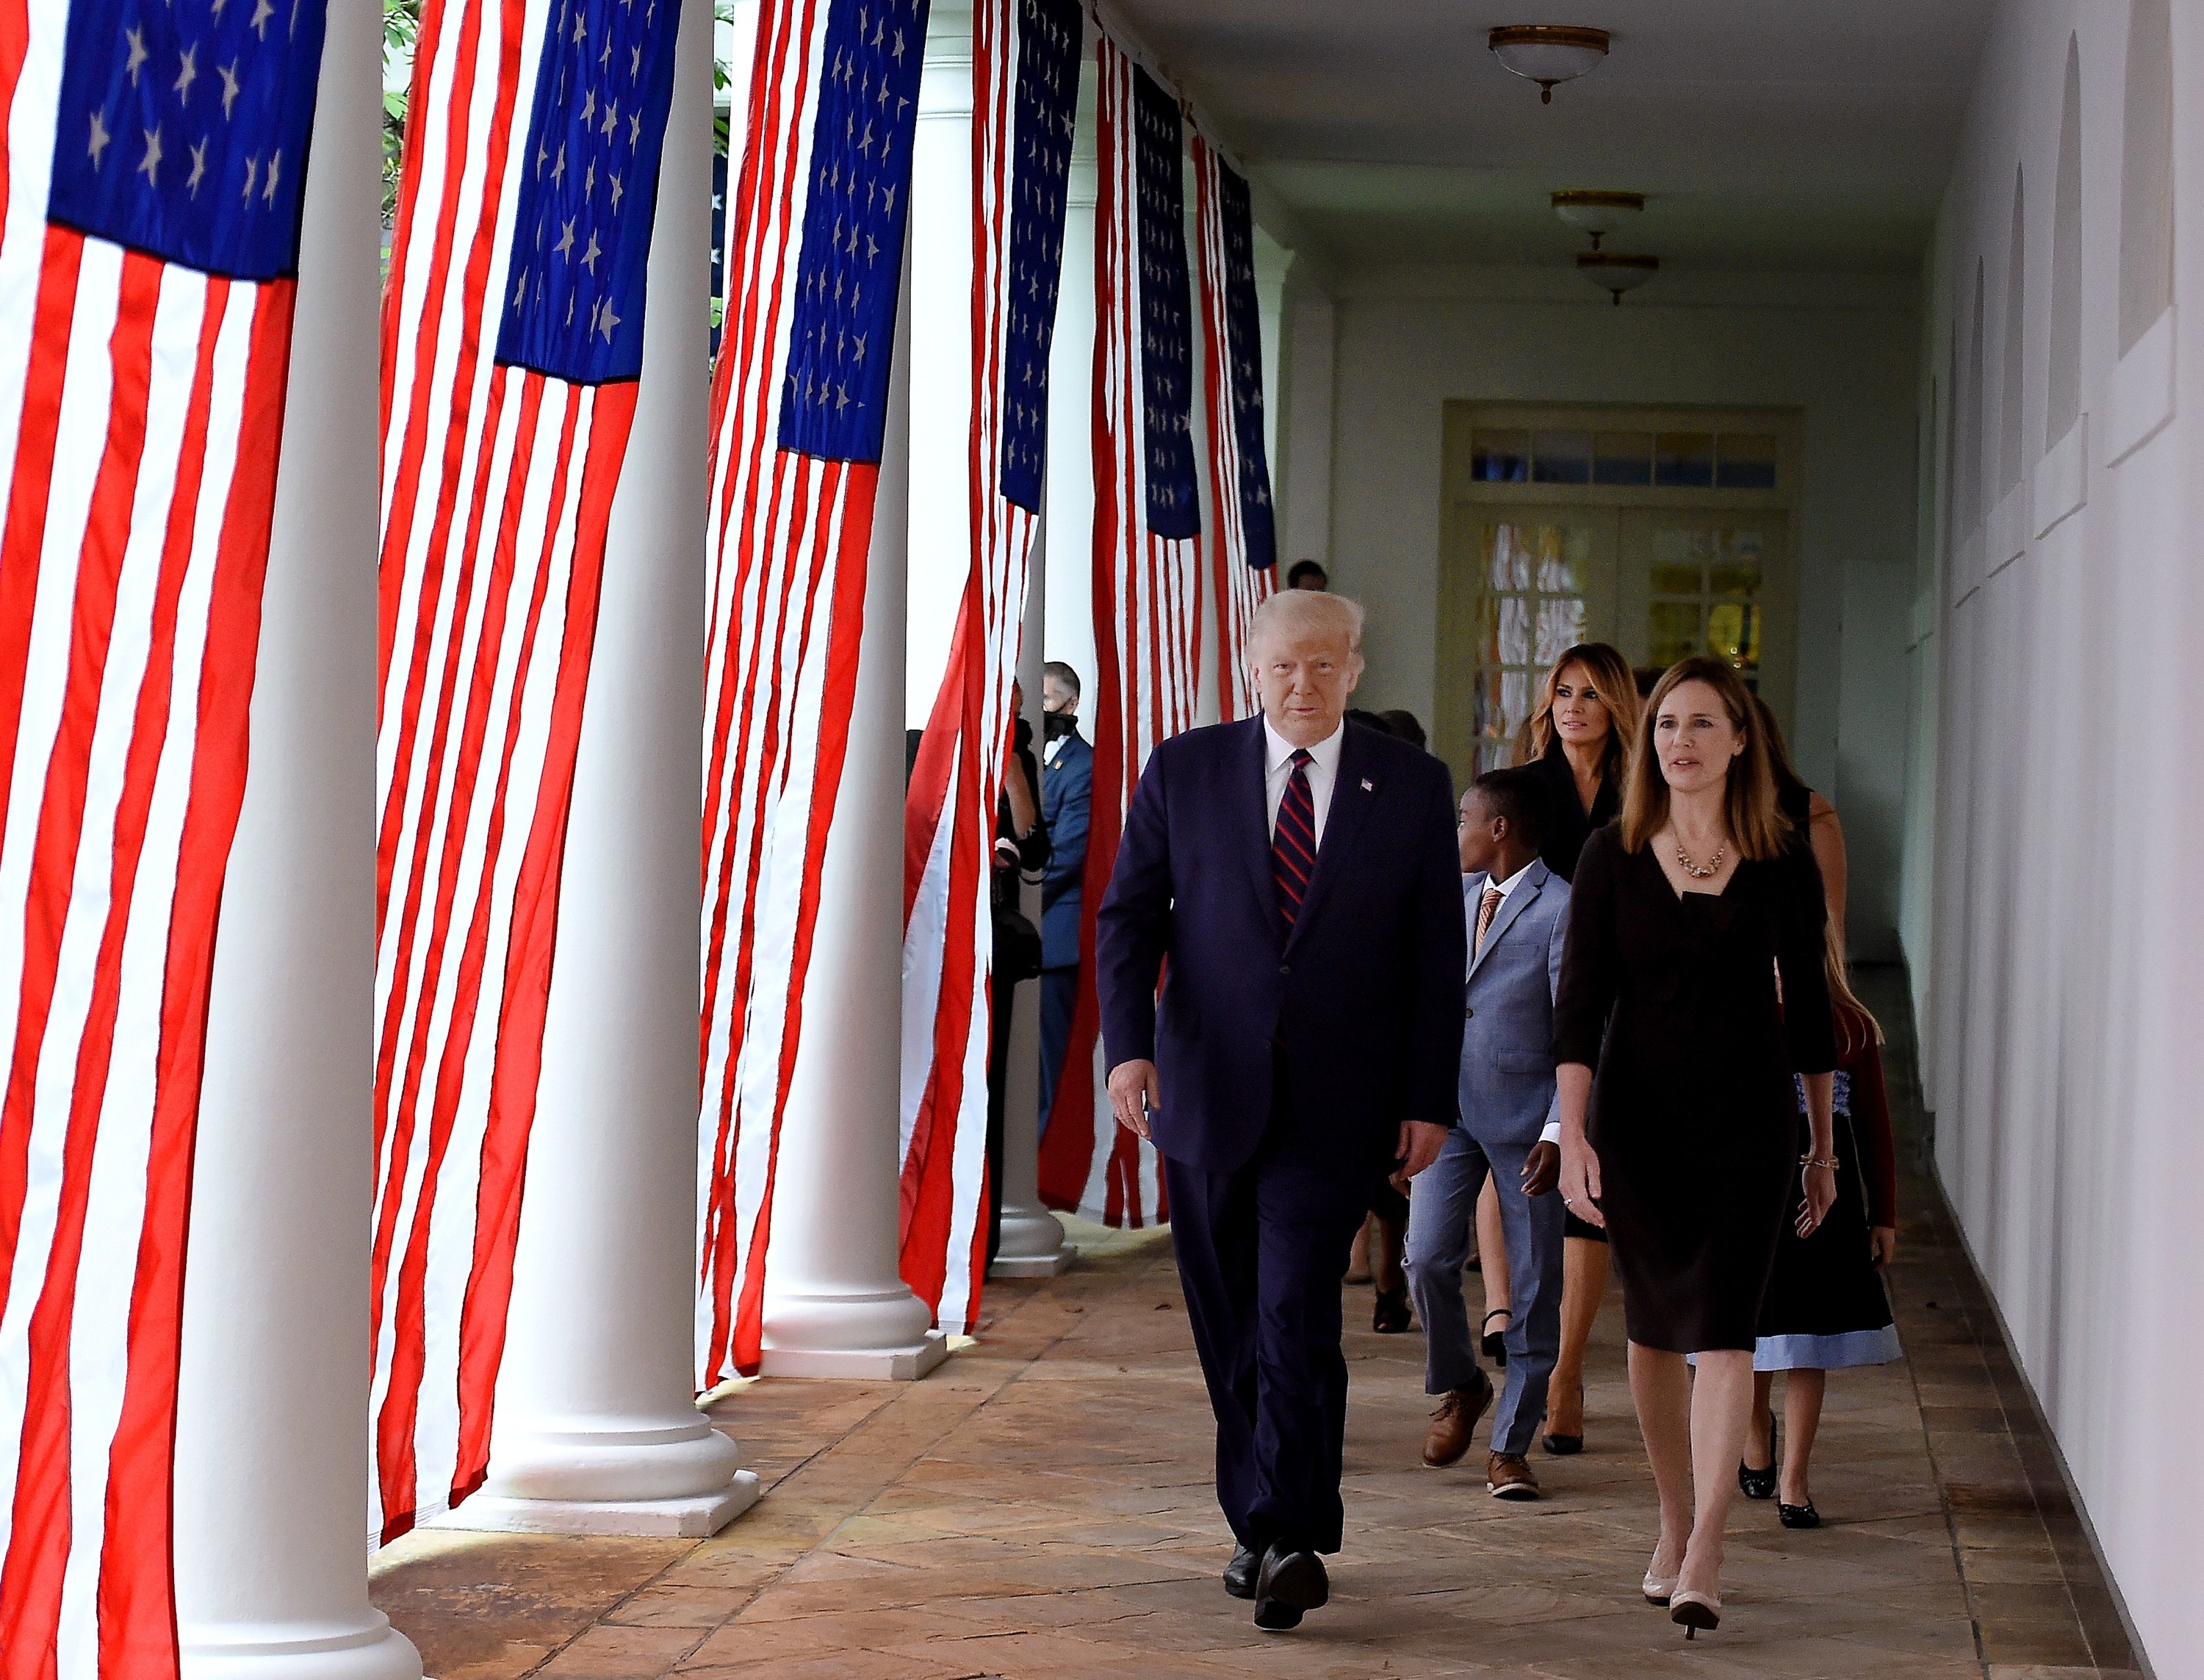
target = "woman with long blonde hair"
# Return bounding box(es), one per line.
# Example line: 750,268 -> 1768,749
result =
1552,656 -> 1839,1637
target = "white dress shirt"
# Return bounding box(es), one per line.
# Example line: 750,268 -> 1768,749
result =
1262,718 -> 1345,847
1471,860 -> 1563,1147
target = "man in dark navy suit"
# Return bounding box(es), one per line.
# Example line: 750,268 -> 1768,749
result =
1097,591 -> 1466,1632
1037,660 -> 1093,1131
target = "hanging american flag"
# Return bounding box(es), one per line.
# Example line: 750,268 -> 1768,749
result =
696,0 -> 930,1388
0,0 -> 327,1669
1036,38 -> 1196,1228
371,0 -> 684,1542
897,0 -> 1079,1335
1192,133 -> 1275,723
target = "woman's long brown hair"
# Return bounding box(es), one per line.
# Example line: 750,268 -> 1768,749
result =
1512,642 -> 1641,781
1619,656 -> 1790,860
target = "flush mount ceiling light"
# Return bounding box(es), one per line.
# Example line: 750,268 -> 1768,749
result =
1489,25 -> 1610,103
1577,250 -> 1658,305
1552,189 -> 1643,250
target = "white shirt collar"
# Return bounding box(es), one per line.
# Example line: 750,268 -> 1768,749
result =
1262,716 -> 1344,777
1483,859 -> 1534,901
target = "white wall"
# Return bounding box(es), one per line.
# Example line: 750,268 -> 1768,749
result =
1909,1 -> 2203,1673
1307,266 -> 1920,958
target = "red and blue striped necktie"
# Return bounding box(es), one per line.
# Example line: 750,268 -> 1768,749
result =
1272,749 -> 1317,934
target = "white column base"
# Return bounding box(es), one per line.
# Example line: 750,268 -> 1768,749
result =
179,1615 -> 422,1680
761,1328 -> 950,1380
990,1243 -> 1077,1279
444,1415 -> 758,1537
435,1471 -> 761,1539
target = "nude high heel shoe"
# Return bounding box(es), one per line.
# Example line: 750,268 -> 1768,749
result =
1640,1567 -> 1677,1607
1669,1587 -> 1722,1637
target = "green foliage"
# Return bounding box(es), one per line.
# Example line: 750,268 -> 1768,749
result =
383,0 -> 422,231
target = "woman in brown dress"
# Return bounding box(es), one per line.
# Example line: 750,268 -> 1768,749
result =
1554,657 -> 1839,1637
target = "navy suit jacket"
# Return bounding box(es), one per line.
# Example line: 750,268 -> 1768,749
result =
1096,715 -> 1468,1175
1040,729 -> 1092,969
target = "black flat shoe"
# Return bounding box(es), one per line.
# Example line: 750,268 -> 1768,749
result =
1223,1543 -> 1258,1599
1542,1382 -> 1584,1455
1778,1499 -> 1821,1529
1480,1308 -> 1510,1366
1372,1284 -> 1411,1334
1738,1418 -> 1778,1501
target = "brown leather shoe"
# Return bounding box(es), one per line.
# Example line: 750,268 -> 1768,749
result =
1420,1374 -> 1493,1467
1486,1451 -> 1540,1500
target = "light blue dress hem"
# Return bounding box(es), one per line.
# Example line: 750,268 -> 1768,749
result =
1752,1324 -> 1902,1371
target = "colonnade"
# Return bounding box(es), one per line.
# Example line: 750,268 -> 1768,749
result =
158,1 -> 1288,1672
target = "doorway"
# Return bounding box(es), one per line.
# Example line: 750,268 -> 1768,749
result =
1434,403 -> 1801,787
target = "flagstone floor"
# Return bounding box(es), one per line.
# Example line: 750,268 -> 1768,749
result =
372,973 -> 2142,1679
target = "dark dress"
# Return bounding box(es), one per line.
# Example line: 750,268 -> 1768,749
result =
1526,737 -> 1621,885
1525,738 -> 1622,1241
1754,1016 -> 1901,1369
1552,827 -> 1838,1352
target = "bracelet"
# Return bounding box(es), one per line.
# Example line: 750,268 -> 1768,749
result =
1799,1154 -> 1840,1172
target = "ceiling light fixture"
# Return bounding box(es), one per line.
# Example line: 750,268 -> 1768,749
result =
1577,251 -> 1658,305
1552,189 -> 1643,250
1488,24 -> 1610,104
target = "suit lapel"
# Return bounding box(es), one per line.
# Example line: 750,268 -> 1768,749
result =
1287,725 -> 1375,948
1466,860 -> 1546,981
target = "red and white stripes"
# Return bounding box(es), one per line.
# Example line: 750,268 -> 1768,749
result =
1192,133 -> 1275,724
1035,33 -> 1195,1229
694,0 -> 876,1388
896,0 -> 1034,1335
370,0 -> 641,1542
0,23 -> 302,1668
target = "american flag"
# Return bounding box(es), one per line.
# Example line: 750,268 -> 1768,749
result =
898,0 -> 1079,1335
0,0 -> 326,1668
1036,38 -> 1196,1228
1192,134 -> 1275,721
372,0 -> 685,1542
696,0 -> 929,1388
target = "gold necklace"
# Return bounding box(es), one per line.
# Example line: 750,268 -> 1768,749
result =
1674,840 -> 1726,879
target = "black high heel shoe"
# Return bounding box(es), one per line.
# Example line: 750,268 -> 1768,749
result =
1737,1417 -> 1778,1501
1480,1308 -> 1510,1366
1372,1284 -> 1412,1334
1778,1498 -> 1821,1529
1542,1382 -> 1584,1456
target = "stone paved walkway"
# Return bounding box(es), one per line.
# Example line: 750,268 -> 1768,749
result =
372,973 -> 2142,1679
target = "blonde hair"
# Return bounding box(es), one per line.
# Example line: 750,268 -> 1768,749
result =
1619,657 -> 1791,860
1513,642 -> 1641,776
1248,589 -> 1366,660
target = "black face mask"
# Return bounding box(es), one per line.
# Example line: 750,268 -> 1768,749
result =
1043,710 -> 1077,741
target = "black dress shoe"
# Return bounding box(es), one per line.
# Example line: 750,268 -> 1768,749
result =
1255,1543 -> 1329,1623
1222,1543 -> 1258,1599
1253,1599 -> 1303,1631
1778,1498 -> 1821,1529
1738,1417 -> 1778,1501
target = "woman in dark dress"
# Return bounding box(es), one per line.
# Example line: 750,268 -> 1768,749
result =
1510,643 -> 1639,1449
1554,656 -> 1840,1637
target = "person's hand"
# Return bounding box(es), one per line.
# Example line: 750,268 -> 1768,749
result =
1520,1140 -> 1560,1198
1797,1163 -> 1837,1236
1392,1120 -> 1447,1190
1869,1225 -> 1898,1269
1106,1059 -> 1159,1139
1558,1133 -> 1604,1229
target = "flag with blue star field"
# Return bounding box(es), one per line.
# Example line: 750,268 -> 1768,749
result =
372,0 -> 685,1543
1193,131 -> 1277,722
1037,36 -> 1195,1230
0,0 -> 328,1669
696,0 -> 932,1386
898,0 -> 1081,1338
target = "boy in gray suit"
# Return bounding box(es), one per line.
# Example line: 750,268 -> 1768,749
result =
1404,768 -> 1569,1499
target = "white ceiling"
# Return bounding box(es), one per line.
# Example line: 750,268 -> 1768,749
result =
1106,0 -> 1998,275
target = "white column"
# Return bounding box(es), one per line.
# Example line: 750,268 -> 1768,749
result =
444,0 -> 758,1538
904,1 -> 974,724
759,249 -> 948,1381
992,522 -> 1073,1275
1042,52 -> 1099,694
173,2 -> 423,1676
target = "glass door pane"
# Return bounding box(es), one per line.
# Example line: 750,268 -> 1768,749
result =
1617,508 -> 1795,735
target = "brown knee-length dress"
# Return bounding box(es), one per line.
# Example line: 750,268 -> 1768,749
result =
1552,826 -> 1837,1353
